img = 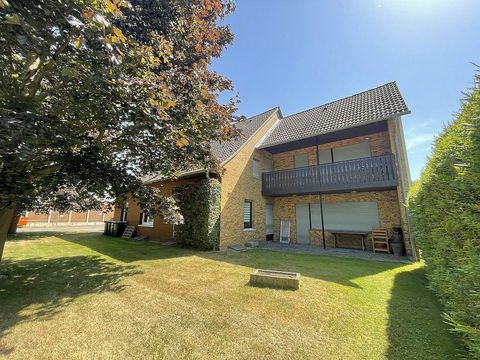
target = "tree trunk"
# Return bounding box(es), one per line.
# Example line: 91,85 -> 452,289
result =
8,214 -> 19,235
0,206 -> 16,263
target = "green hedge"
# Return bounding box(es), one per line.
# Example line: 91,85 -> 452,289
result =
173,178 -> 221,250
408,77 -> 480,358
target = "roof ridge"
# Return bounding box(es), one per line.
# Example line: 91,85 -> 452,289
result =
281,82 -> 398,121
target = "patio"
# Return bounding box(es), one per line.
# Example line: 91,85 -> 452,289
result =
255,241 -> 411,263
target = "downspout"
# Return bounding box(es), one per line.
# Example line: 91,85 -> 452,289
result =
392,116 -> 418,261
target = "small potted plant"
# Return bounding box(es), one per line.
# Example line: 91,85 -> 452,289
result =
390,227 -> 404,256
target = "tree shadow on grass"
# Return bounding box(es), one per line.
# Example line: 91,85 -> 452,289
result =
201,248 -> 405,288
7,230 -> 102,242
11,231 -> 403,288
61,232 -> 403,288
0,255 -> 141,356
386,268 -> 463,360
10,231 -> 198,263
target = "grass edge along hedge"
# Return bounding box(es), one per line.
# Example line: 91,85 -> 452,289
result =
173,178 -> 221,250
408,76 -> 480,359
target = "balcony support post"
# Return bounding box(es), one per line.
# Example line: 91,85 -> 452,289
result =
316,136 -> 326,249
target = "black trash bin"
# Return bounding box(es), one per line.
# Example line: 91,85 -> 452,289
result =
103,221 -> 127,237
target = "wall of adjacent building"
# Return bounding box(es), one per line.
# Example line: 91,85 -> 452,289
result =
114,176 -> 205,242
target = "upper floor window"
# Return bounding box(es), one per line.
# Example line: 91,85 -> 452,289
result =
318,149 -> 332,164
140,212 -> 154,227
294,154 -> 309,168
253,158 -> 260,178
316,142 -> 372,164
264,158 -> 273,173
332,142 -> 371,162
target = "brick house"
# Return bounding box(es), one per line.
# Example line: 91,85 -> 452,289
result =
113,82 -> 416,258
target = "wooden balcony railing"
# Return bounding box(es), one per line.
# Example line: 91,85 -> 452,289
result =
262,154 -> 398,196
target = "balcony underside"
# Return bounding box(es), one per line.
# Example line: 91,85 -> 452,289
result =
262,154 -> 398,197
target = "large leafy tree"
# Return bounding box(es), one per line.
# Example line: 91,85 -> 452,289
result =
0,0 -> 237,261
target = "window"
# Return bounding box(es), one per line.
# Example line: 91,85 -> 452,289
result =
318,149 -> 333,164
243,200 -> 253,229
265,204 -> 273,235
140,212 -> 154,227
332,142 -> 371,162
264,158 -> 273,173
309,201 -> 379,231
120,203 -> 128,222
294,154 -> 309,168
253,159 -> 260,178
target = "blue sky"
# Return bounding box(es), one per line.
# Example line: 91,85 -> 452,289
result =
211,0 -> 480,179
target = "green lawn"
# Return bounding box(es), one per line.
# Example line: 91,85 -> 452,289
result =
0,232 -> 461,359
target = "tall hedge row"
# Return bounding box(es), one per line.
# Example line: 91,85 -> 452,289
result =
408,78 -> 480,358
173,178 -> 221,250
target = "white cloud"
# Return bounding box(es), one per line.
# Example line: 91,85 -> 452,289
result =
404,119 -> 435,135
406,133 -> 435,151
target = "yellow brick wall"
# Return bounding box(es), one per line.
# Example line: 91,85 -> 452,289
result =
388,117 -> 415,257
270,126 -> 414,257
273,131 -> 391,171
273,190 -> 406,252
218,111 -> 279,248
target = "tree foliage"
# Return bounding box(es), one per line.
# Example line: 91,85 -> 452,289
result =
0,0 -> 237,260
408,72 -> 480,358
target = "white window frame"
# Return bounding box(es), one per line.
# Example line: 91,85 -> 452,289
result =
120,203 -> 128,222
140,212 -> 154,227
243,200 -> 253,229
253,158 -> 260,178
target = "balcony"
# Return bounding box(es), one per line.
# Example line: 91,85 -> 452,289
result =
262,154 -> 398,196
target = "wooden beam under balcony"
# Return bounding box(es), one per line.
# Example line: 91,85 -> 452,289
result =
261,154 -> 398,196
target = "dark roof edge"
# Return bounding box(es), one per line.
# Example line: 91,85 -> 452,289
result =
280,81 -> 403,121
142,169 -> 218,185
257,110 -> 410,150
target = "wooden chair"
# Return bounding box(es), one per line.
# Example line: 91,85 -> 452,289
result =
371,228 -> 390,253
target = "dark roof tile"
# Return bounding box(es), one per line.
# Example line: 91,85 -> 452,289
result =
259,82 -> 409,148
211,107 -> 279,163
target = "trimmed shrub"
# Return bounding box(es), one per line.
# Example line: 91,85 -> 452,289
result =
408,75 -> 480,358
173,178 -> 221,250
